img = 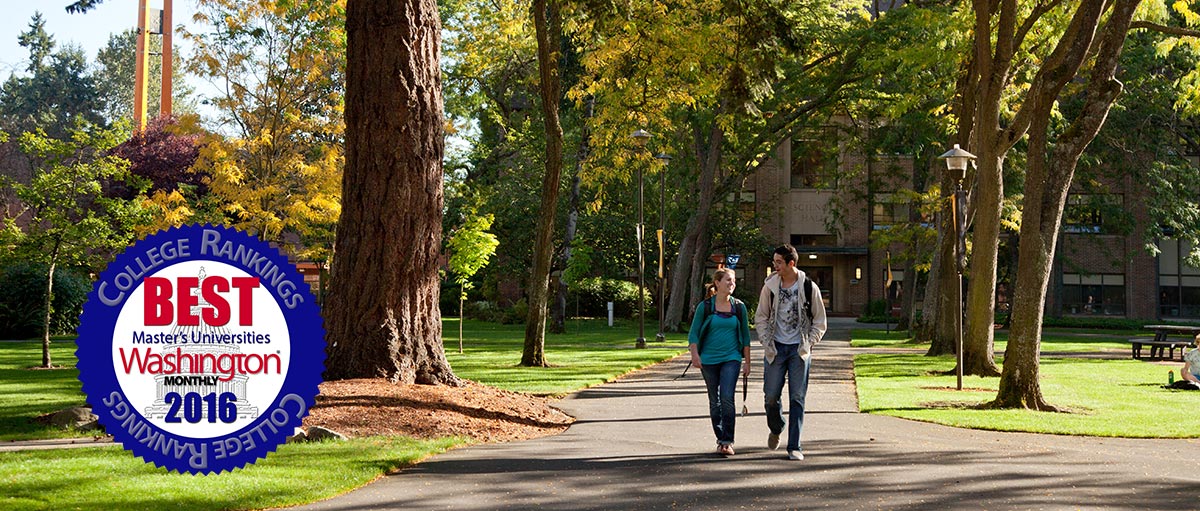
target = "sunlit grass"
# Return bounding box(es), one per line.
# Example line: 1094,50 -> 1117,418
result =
0,436 -> 464,511
853,329 -> 1199,437
445,318 -> 688,395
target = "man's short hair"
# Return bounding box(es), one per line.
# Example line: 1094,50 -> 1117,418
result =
774,245 -> 798,264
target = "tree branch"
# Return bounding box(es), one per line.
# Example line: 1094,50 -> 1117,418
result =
1130,21 -> 1200,38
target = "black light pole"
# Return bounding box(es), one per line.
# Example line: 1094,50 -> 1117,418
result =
632,129 -> 652,349
939,144 -> 976,391
655,152 -> 671,343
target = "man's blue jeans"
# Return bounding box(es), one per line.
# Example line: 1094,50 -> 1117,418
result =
763,342 -> 810,452
700,360 -> 741,446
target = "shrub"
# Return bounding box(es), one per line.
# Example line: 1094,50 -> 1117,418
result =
570,277 -> 649,319
0,263 -> 92,339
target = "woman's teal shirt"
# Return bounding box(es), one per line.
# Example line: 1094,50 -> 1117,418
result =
687,297 -> 751,365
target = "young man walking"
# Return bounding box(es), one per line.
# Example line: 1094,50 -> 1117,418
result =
755,245 -> 828,460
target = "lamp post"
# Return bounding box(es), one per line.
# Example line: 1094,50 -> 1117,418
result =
631,129 -> 652,349
938,143 -> 976,391
655,152 -> 671,343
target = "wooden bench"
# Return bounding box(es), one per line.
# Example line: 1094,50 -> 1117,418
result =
1128,338 -> 1192,360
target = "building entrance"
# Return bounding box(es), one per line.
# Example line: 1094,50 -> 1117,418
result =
797,266 -> 832,310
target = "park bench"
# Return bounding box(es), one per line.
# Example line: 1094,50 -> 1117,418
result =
1132,325 -> 1200,361
1127,338 -> 1192,360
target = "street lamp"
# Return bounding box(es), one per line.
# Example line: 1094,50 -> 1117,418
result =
938,143 -> 976,391
631,129 -> 652,349
655,152 -> 672,343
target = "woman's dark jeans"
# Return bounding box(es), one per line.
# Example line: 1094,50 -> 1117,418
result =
701,359 -> 741,446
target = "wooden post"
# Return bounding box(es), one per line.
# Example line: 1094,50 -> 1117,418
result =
133,0 -> 150,131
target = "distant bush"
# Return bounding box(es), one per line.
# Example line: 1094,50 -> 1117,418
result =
0,263 -> 92,339
570,277 -> 648,319
1042,316 -> 1164,331
858,299 -> 895,323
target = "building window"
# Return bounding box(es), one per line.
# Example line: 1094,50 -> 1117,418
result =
725,191 -> 756,220
790,128 -> 838,189
1062,273 -> 1125,316
872,193 -> 910,230
790,234 -> 838,248
1063,194 -> 1122,234
1157,239 -> 1200,318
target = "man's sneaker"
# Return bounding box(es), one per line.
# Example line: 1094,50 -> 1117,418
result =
767,432 -> 780,450
718,444 -> 735,456
788,450 -> 804,460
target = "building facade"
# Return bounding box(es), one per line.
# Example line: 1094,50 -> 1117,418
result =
742,131 -> 1192,321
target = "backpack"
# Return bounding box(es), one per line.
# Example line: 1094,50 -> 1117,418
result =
697,296 -> 745,353
768,276 -> 815,324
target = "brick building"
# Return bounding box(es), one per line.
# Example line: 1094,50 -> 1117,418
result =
738,130 -> 1188,321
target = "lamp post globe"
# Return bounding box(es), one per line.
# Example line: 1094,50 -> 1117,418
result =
938,143 -> 976,391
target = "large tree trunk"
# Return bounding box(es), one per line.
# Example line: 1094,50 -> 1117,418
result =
521,0 -> 564,366
324,0 -> 460,385
663,113 -> 724,331
551,96 -> 592,334
962,152 -> 1003,376
993,0 -> 1136,409
923,202 -> 956,353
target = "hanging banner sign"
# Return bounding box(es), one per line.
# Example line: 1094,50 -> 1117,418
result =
76,224 -> 325,474
725,254 -> 741,269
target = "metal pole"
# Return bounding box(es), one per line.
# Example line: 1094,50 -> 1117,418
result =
133,0 -> 150,131
161,0 -> 173,118
954,182 -> 964,391
637,158 -> 647,349
656,158 -> 666,343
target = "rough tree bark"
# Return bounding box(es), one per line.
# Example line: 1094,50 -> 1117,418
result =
521,0 -> 564,366
324,0 -> 460,385
663,109 -> 725,330
550,96 -> 593,334
994,0 -> 1137,409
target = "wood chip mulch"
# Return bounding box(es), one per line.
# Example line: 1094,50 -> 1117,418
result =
303,379 -> 574,443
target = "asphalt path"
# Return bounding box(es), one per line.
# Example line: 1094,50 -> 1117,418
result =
288,318 -> 1200,510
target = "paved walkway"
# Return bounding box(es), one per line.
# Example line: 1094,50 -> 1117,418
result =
289,318 -> 1200,510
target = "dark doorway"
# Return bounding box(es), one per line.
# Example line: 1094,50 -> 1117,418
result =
798,266 -> 833,310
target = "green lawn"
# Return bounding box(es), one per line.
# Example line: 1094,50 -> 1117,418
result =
446,318 -> 688,395
0,341 -> 89,441
853,329 -> 1200,437
850,328 -> 1131,353
0,436 -> 463,511
0,318 -> 686,511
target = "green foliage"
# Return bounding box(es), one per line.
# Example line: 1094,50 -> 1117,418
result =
183,0 -> 345,261
856,299 -> 893,323
1041,316 -> 1173,331
93,29 -> 197,129
0,14 -> 103,138
0,263 -> 90,339
571,277 -> 649,319
448,214 -> 500,290
1,122 -> 149,273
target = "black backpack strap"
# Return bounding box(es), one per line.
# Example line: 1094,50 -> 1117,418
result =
803,277 -> 814,323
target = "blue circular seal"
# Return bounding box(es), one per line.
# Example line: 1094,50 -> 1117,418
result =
77,224 -> 325,474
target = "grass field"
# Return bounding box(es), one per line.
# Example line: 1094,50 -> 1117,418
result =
0,318 -> 686,510
850,328 -> 1131,353
446,318 -> 688,395
0,436 -> 463,511
852,329 -> 1200,437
